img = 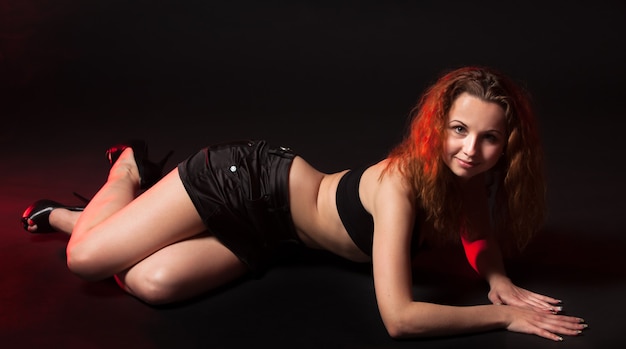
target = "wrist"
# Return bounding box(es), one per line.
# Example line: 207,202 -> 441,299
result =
487,273 -> 511,287
491,303 -> 512,328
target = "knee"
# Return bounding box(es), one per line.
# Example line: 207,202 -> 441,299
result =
66,243 -> 108,281
123,267 -> 180,305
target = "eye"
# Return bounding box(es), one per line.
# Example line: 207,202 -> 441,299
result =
483,133 -> 500,143
452,125 -> 466,135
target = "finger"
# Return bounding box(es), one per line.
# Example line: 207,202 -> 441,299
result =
512,292 -> 562,312
541,316 -> 588,337
534,328 -> 564,342
528,293 -> 562,307
525,298 -> 562,313
499,293 -> 543,309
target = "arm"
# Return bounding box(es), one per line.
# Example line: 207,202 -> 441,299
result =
460,176 -> 561,313
369,171 -> 585,341
461,233 -> 562,313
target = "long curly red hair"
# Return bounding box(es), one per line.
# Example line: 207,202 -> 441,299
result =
385,66 -> 546,253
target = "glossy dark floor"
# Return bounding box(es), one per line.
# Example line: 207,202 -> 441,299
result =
2,1 -> 625,348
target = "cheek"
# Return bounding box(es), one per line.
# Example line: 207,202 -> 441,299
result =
483,145 -> 503,165
441,140 -> 453,167
443,137 -> 457,155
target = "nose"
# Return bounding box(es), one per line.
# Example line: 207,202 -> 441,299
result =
462,136 -> 477,157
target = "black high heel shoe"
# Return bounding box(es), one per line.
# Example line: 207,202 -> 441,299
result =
21,193 -> 88,233
105,139 -> 174,190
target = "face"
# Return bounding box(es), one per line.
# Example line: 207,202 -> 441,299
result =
443,92 -> 506,180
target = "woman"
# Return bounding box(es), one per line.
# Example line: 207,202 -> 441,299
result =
22,66 -> 587,341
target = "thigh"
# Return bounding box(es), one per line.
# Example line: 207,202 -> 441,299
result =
83,168 -> 208,274
118,233 -> 248,304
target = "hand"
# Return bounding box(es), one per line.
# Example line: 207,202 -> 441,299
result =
502,304 -> 587,341
487,276 -> 561,313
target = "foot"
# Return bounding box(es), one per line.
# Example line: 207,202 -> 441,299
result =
21,199 -> 85,234
106,140 -> 173,190
24,208 -> 81,234
107,147 -> 143,189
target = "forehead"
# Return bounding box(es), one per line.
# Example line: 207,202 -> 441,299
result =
448,93 -> 506,131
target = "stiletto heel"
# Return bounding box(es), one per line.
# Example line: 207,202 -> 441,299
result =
21,199 -> 85,233
72,191 -> 91,204
105,139 -> 174,189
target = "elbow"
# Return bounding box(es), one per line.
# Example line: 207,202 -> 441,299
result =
382,312 -> 424,339
385,322 -> 417,340
385,323 -> 408,340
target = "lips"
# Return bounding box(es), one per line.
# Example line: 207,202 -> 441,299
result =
456,158 -> 477,168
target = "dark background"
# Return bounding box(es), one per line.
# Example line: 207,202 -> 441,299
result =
1,1 -> 625,348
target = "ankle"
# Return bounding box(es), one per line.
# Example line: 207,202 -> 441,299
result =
48,209 -> 76,235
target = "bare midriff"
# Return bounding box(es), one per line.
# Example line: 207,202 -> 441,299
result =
287,156 -> 371,262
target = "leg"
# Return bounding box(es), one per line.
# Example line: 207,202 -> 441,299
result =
67,148 -> 206,281
46,209 -> 81,235
115,233 -> 248,305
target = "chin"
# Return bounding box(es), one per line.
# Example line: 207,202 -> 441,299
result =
451,168 -> 479,180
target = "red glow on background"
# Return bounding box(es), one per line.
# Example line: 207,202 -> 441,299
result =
461,235 -> 488,273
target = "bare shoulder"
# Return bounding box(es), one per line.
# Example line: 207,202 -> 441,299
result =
360,160 -> 415,217
362,160 -> 417,255
362,160 -> 412,196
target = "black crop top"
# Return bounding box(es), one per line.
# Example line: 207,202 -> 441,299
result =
336,167 -> 421,257
336,167 -> 374,256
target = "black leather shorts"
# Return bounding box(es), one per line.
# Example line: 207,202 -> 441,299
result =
177,140 -> 300,274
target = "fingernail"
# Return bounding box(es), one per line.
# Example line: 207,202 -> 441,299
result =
555,306 -> 563,312
556,336 -> 563,341
582,324 -> 588,329
579,318 -> 586,323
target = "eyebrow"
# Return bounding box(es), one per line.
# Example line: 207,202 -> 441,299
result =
448,120 -> 505,135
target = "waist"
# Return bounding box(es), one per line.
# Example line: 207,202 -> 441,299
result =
288,161 -> 370,261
